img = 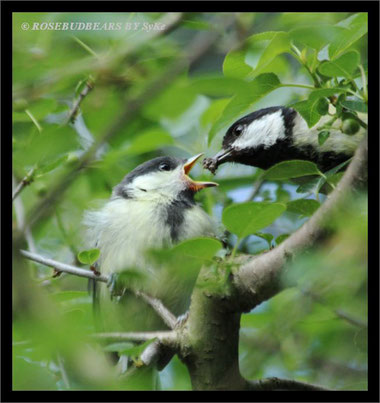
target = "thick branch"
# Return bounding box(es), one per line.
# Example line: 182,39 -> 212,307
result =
233,137 -> 368,311
246,377 -> 330,391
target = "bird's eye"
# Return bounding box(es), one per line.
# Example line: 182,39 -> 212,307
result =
159,162 -> 171,171
233,124 -> 244,136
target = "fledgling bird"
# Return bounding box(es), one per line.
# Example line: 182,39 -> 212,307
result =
203,106 -> 365,174
84,153 -> 219,302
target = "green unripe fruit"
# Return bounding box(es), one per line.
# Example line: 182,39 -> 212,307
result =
342,119 -> 360,135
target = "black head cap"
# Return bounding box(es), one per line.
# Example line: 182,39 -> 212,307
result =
113,156 -> 183,198
222,106 -> 286,149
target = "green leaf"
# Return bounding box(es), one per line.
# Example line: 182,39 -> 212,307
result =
201,98 -> 230,129
191,77 -> 247,97
275,233 -> 290,245
291,100 -> 321,128
223,49 -> 252,79
325,158 -> 352,177
264,160 -> 322,180
254,232 -> 274,248
127,129 -> 173,155
210,73 -> 281,138
247,31 -> 291,73
296,176 -> 325,194
50,291 -> 90,304
77,248 -> 100,265
287,199 -> 320,216
149,238 -> 223,278
105,338 -> 157,359
318,51 -> 360,78
103,342 -> 135,353
318,130 -> 330,146
290,26 -> 346,50
143,78 -> 196,119
12,124 -> 78,167
36,155 -> 68,176
292,88 -> 348,128
308,88 -> 346,101
222,202 -> 286,239
27,98 -> 57,120
340,100 -> 368,113
329,13 -> 368,59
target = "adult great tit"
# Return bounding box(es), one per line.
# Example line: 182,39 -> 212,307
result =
203,106 -> 366,173
84,154 -> 219,298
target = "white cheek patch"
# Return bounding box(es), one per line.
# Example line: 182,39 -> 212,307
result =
127,167 -> 185,197
232,110 -> 285,150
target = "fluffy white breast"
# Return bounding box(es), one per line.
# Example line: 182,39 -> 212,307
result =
83,197 -> 219,277
232,110 -> 286,150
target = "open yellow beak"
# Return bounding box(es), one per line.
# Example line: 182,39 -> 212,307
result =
183,153 -> 218,192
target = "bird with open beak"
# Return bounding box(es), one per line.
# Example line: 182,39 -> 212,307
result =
84,153 -> 219,283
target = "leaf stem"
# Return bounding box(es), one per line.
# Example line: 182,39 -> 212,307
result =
280,83 -> 316,90
25,109 -> 42,132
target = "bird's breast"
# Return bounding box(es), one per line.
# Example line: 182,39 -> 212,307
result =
88,197 -> 217,276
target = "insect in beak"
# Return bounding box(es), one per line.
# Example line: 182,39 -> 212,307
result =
183,153 -> 219,191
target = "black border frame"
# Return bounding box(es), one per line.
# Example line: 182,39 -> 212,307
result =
3,2 -> 379,402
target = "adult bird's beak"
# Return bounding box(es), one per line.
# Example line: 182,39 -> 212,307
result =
202,148 -> 233,174
183,153 -> 218,192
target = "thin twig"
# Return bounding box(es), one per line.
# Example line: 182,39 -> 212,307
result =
20,249 -> 109,282
302,289 -> 367,329
93,330 -> 177,345
245,176 -> 265,202
66,80 -> 94,124
134,291 -> 177,329
56,353 -> 71,389
20,250 -> 179,329
12,168 -> 36,202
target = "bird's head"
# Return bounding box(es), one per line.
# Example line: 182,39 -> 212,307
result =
113,154 -> 218,202
203,106 -> 297,172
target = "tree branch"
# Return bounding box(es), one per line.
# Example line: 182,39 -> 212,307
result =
134,291 -> 177,330
20,250 -> 178,331
20,249 -> 109,282
12,168 -> 36,202
233,137 -> 368,312
246,377 -> 330,391
302,288 -> 367,329
66,79 -> 93,124
93,330 -> 177,346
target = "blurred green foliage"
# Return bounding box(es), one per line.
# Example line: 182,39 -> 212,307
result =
12,12 -> 367,390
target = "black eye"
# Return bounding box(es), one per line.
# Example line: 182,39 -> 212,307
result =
159,162 -> 171,171
232,124 -> 244,136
